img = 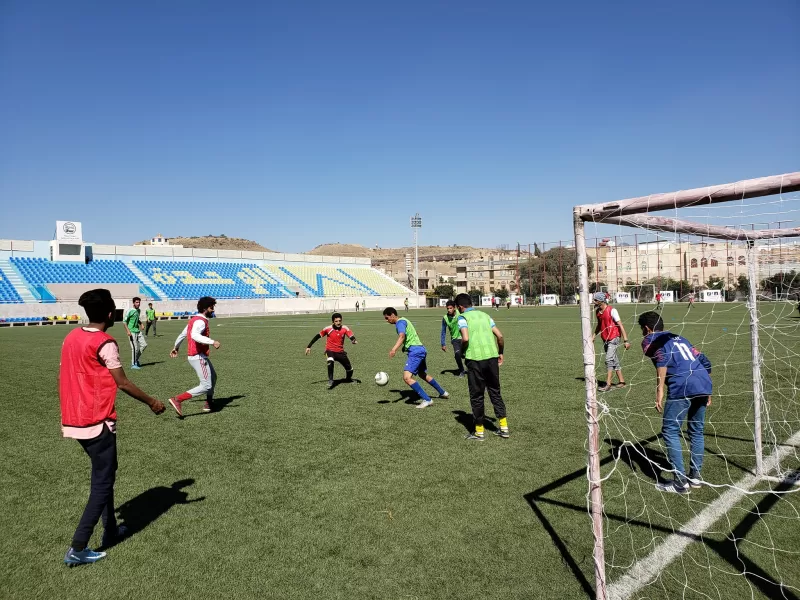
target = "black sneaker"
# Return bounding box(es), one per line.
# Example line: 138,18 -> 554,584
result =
465,432 -> 485,442
493,428 -> 510,439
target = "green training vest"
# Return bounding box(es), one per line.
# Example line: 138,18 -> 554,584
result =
125,309 -> 141,333
397,317 -> 422,351
461,310 -> 499,361
444,313 -> 462,340
146,309 -> 156,320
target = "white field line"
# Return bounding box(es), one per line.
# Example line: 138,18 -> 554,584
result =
607,429 -> 800,600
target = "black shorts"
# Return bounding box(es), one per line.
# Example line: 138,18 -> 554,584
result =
325,350 -> 352,371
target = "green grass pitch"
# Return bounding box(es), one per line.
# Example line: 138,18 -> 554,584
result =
1,304 -> 799,599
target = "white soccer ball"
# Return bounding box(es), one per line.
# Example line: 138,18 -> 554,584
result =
375,372 -> 389,386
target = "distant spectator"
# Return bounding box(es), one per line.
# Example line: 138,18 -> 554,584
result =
145,303 -> 157,337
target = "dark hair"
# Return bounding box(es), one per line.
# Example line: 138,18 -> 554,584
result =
198,296 -> 216,312
132,296 -> 141,303
638,311 -> 664,332
455,293 -> 473,308
79,289 -> 116,323
331,312 -> 342,321
148,302 -> 153,306
445,300 -> 455,308
383,307 -> 398,317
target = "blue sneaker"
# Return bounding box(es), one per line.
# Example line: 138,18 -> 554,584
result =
64,547 -> 107,566
130,365 -> 142,370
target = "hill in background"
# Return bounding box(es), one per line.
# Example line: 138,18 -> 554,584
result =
308,242 -> 510,263
138,235 -> 276,253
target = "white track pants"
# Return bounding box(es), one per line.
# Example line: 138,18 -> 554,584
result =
128,332 -> 147,365
187,355 -> 216,400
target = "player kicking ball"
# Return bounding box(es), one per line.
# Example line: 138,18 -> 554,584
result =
383,307 -> 449,409
167,297 -> 220,417
305,312 -> 359,389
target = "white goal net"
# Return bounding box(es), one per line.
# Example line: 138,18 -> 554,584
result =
572,173 -> 800,600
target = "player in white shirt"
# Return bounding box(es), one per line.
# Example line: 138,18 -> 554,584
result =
167,297 -> 221,417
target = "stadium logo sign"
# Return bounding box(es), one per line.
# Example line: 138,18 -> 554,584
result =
56,220 -> 83,242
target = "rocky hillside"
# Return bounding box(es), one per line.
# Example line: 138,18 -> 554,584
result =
138,235 -> 276,253
307,243 -> 514,263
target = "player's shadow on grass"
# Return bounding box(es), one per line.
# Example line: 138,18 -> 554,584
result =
439,368 -> 462,376
312,379 -> 362,389
605,438 -> 667,482
451,410 -> 495,433
101,479 -> 205,550
138,361 -> 164,367
378,389 -> 420,405
183,395 -> 245,418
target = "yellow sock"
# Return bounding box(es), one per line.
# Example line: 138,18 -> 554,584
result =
475,425 -> 485,436
499,417 -> 508,430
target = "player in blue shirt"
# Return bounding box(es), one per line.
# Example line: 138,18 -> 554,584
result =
638,311 -> 712,494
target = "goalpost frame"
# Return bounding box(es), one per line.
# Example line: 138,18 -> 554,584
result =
572,172 -> 800,600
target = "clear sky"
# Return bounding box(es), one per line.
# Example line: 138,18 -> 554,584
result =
1,1 -> 798,252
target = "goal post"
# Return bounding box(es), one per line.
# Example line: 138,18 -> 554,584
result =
572,172 -> 800,600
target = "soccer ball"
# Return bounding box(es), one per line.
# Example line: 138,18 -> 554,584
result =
375,372 -> 389,386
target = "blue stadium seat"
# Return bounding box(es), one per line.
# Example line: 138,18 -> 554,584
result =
10,258 -> 139,285
133,261 -> 292,300
0,270 -> 23,303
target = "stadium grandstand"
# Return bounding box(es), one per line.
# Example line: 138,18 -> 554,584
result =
0,225 -> 416,322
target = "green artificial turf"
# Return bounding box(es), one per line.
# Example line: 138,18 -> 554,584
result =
1,304 -> 798,599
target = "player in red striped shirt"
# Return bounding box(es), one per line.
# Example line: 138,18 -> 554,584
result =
305,313 -> 358,389
167,297 -> 221,417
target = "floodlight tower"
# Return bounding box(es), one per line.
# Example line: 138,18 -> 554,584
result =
411,213 -> 422,308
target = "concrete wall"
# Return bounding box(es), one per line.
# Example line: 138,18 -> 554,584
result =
48,283 -> 143,301
0,295 -> 425,319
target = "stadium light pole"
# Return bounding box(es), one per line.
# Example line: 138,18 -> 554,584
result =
411,213 -> 422,308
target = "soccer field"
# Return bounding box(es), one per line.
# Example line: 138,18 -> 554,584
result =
1,304 -> 799,599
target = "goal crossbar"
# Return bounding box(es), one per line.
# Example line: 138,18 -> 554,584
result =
596,214 -> 800,241
575,172 -> 800,221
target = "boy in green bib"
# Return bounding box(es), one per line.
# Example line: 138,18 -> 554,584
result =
440,300 -> 466,376
383,307 -> 449,409
455,293 -> 509,440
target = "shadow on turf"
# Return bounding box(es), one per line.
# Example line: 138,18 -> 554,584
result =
100,479 -> 205,551
182,395 -> 245,418
524,436 -> 798,600
378,389 -> 420,405
312,379 -> 362,389
137,361 -> 164,367
451,410 -> 495,433
605,438 -> 667,482
439,368 -> 462,376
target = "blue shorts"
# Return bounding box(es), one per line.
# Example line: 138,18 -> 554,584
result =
404,346 -> 428,376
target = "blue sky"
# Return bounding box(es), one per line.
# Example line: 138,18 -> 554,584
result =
1,1 -> 798,252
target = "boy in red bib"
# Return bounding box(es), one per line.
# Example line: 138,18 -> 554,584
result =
60,289 -> 165,566
592,292 -> 631,391
168,297 -> 221,417
305,312 -> 358,388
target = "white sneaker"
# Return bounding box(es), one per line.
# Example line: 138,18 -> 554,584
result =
438,392 -> 450,399
416,400 -> 433,409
